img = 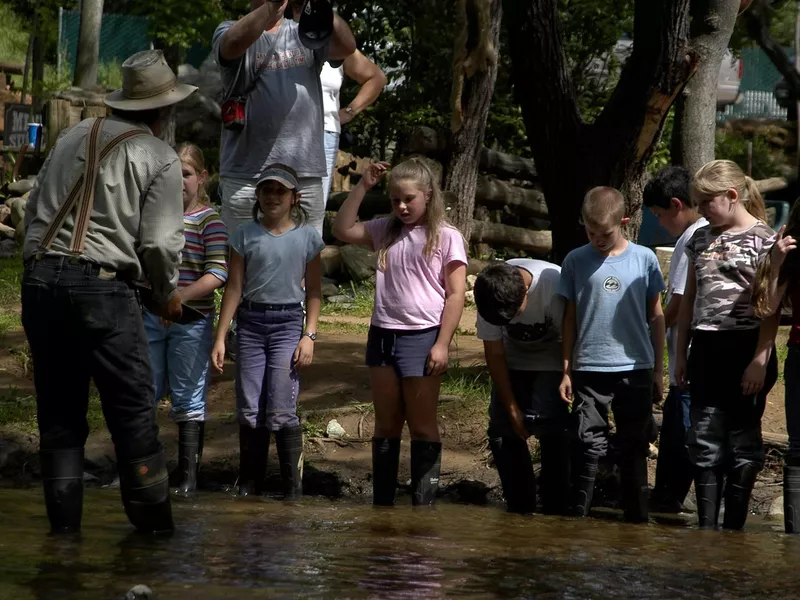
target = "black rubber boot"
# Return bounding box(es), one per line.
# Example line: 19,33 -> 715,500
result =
539,434 -> 571,515
569,450 -> 599,517
620,452 -> 649,523
238,426 -> 269,496
722,463 -> 760,530
695,467 -> 724,529
372,437 -> 401,506
40,447 -> 84,534
119,451 -> 174,535
784,464 -> 800,534
410,440 -> 442,506
488,435 -> 536,514
275,425 -> 304,500
175,421 -> 203,496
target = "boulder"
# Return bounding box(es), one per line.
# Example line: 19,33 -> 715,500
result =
8,177 -> 35,195
765,494 -> 784,521
0,239 -> 16,258
0,205 -> 10,225
339,244 -> 377,282
466,274 -> 477,291
464,290 -> 475,306
320,246 -> 343,279
321,282 -> 339,298
326,294 -> 353,304
7,196 -> 27,228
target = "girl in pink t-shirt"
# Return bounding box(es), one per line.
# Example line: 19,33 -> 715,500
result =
333,158 -> 467,507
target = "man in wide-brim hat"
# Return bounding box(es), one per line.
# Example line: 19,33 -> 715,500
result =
22,49 -> 196,536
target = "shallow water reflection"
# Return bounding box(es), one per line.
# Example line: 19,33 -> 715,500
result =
1,489 -> 798,599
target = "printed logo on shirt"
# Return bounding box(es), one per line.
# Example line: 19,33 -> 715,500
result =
506,316 -> 557,343
255,48 -> 311,72
603,276 -> 621,292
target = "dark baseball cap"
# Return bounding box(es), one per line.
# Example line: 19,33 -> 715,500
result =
256,165 -> 299,190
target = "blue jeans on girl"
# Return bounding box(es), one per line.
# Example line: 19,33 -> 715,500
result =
143,310 -> 214,422
235,305 -> 304,430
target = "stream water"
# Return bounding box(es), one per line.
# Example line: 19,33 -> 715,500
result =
1,488 -> 798,599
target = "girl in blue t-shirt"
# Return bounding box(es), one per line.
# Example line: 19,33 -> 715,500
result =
211,163 -> 324,499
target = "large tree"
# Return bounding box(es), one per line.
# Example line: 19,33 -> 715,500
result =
672,0 -> 741,174
445,0 -> 503,239
502,0 -> 698,260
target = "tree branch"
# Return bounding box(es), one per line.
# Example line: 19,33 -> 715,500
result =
743,0 -> 800,97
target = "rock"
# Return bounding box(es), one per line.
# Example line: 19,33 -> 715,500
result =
0,205 -> 10,225
320,245 -> 343,279
8,178 -> 35,195
648,443 -> 658,459
321,283 -> 339,298
340,244 -> 377,282
0,223 -> 14,241
321,276 -> 338,287
466,274 -> 477,291
7,196 -> 27,228
326,295 -> 353,304
0,239 -> 17,258
765,494 -> 784,521
464,290 -> 475,306
124,584 -> 154,599
326,419 -> 346,439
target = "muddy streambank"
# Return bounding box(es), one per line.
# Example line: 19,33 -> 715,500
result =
0,317 -> 791,518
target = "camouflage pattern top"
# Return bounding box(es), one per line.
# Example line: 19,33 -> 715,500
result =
685,221 -> 775,331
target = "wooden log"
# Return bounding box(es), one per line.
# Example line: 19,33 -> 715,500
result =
0,61 -> 24,75
755,177 -> 788,195
476,177 -> 548,218
398,126 -> 539,181
81,105 -> 107,119
470,221 -> 551,255
763,431 -> 789,453
479,148 -> 537,181
326,191 -> 390,219
46,99 -> 71,153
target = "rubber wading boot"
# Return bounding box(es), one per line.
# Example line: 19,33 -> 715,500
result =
784,464 -> 800,534
410,440 -> 442,506
41,447 -> 85,533
569,451 -> 599,517
539,434 -> 571,515
695,467 -> 724,529
276,425 -> 304,500
372,437 -> 401,506
620,452 -> 649,523
722,463 -> 760,531
119,451 -> 174,535
238,426 -> 269,496
175,421 -> 203,496
488,435 -> 536,514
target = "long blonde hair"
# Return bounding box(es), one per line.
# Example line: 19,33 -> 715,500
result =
376,158 -> 455,270
175,143 -> 209,205
691,159 -> 767,222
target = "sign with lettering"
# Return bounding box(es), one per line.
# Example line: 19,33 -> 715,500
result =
3,103 -> 43,149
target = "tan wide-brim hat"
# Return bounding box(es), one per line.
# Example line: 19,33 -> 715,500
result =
104,49 -> 198,111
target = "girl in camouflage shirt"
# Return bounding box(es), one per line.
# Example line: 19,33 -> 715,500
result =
675,160 -> 778,531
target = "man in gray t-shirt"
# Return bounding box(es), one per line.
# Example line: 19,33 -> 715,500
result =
213,0 -> 356,235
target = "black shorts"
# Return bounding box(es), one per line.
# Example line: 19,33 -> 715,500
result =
365,325 -> 440,378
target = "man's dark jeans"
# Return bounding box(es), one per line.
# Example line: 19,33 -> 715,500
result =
21,257 -> 161,462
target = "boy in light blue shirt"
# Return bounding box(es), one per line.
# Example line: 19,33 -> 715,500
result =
558,186 -> 666,523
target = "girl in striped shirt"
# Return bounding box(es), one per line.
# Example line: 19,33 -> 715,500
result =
144,143 -> 229,496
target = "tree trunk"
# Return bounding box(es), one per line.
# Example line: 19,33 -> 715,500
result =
501,0 -> 696,261
73,0 -> 104,89
445,0 -> 503,240
673,0 -> 739,174
32,32 -> 46,112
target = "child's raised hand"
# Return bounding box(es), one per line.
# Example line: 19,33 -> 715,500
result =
293,336 -> 314,369
211,340 -> 226,375
771,225 -> 797,268
360,161 -> 390,190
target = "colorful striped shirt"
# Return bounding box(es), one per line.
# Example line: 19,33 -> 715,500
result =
181,206 -> 229,314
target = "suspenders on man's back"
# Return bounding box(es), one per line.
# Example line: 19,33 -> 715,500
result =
37,117 -> 148,257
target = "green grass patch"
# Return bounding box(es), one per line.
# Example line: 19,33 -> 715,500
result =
0,3 -> 29,68
0,386 -> 104,434
318,319 -> 371,336
320,281 -> 375,319
0,253 -> 23,307
440,363 -> 491,412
